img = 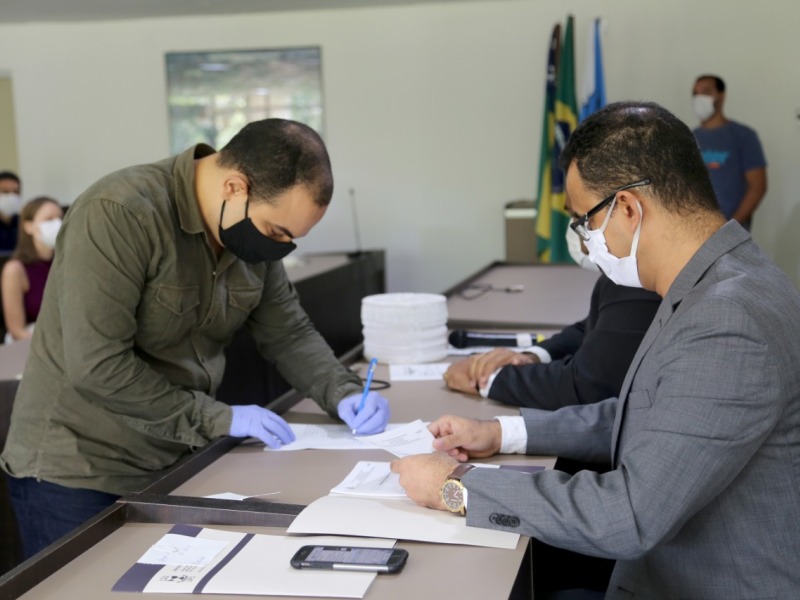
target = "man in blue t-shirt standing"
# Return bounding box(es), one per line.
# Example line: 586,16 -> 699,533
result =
691,74 -> 767,230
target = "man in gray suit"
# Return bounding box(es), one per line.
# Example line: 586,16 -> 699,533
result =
392,101 -> 800,599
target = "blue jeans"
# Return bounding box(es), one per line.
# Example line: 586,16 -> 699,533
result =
7,476 -> 120,560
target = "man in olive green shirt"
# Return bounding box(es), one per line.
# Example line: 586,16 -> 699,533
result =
1,119 -> 389,558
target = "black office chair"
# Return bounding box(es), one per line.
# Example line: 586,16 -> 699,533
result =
0,251 -> 10,342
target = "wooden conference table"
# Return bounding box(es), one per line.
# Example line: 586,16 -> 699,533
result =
1,261 -> 597,599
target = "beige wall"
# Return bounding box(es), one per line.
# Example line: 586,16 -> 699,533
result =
0,0 -> 797,292
0,77 -> 19,174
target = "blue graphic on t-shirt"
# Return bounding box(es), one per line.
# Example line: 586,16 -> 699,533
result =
693,121 -> 766,227
701,150 -> 730,168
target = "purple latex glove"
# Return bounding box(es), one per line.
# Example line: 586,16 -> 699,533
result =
229,405 -> 295,449
338,391 -> 390,435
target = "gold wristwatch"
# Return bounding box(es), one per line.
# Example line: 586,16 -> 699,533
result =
441,463 -> 475,515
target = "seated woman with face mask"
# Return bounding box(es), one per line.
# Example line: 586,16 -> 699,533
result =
1,196 -> 63,343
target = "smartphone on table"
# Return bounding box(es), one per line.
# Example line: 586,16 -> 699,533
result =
290,545 -> 408,574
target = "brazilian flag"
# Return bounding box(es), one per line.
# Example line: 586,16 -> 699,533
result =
536,15 -> 577,263
534,24 -> 560,262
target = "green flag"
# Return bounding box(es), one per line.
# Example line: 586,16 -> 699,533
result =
534,24 -> 561,262
537,15 -> 578,263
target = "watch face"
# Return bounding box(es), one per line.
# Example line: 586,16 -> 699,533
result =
442,480 -> 464,512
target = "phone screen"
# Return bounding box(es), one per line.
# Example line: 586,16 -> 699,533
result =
306,546 -> 394,565
291,545 -> 408,573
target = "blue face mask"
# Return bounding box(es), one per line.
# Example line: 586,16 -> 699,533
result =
218,199 -> 296,264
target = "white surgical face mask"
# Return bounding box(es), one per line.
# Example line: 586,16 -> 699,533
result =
566,224 -> 599,272
692,94 -> 715,122
37,218 -> 62,249
584,198 -> 644,288
0,193 -> 22,216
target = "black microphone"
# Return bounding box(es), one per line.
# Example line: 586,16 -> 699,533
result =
448,329 -> 543,349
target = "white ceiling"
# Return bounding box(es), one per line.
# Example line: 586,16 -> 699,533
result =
0,0 -> 486,24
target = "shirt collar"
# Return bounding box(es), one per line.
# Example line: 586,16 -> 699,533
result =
173,143 -> 216,235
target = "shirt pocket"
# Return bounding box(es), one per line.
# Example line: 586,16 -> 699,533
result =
138,284 -> 201,349
224,285 -> 264,332
228,286 -> 263,313
626,389 -> 652,410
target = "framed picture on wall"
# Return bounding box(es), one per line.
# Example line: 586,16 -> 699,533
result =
165,46 -> 324,153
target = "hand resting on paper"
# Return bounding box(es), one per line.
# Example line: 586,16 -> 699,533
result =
390,451 -> 459,511
429,414 -> 503,462
229,405 -> 295,449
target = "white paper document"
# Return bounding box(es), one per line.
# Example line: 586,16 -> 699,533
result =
287,495 -> 519,550
389,363 -> 450,381
359,419 -> 435,458
137,533 -> 229,566
265,423 -> 379,451
113,524 -> 396,598
203,492 -> 250,501
329,461 -> 547,500
330,462 -> 406,498
203,492 -> 281,501
266,420 -> 434,457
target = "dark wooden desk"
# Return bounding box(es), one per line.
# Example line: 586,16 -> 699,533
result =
216,251 -> 385,404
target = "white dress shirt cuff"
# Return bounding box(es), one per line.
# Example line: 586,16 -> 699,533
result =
495,415 -> 528,454
479,346 -> 552,398
527,345 -> 552,363
479,369 -> 501,398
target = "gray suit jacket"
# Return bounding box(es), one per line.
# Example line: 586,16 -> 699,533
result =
463,222 -> 800,599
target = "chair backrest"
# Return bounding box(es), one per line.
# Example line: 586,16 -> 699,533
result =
0,251 -> 12,341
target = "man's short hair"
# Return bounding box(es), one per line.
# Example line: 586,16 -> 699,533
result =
559,101 -> 719,214
695,74 -> 726,93
0,170 -> 21,186
217,119 -> 333,207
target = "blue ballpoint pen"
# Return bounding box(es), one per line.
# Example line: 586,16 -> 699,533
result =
353,358 -> 378,434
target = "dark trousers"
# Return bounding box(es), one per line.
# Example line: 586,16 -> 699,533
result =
533,458 -> 615,597
6,476 -> 120,560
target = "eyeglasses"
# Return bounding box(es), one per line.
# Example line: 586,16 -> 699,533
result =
570,179 -> 651,241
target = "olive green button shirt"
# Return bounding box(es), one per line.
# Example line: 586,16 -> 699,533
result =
0,145 -> 362,495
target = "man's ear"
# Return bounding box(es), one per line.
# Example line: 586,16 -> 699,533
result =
614,192 -> 642,233
222,173 -> 249,200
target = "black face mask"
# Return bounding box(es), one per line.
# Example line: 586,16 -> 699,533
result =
218,199 -> 297,264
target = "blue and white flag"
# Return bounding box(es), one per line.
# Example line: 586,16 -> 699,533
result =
579,18 -> 606,122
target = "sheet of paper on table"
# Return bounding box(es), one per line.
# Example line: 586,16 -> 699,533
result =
388,363 -> 450,381
266,419 -> 434,457
113,524 -> 396,598
329,461 -> 547,500
288,495 -> 519,550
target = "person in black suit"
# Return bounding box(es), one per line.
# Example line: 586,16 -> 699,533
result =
444,273 -> 660,411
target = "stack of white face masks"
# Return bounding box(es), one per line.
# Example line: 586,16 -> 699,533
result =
361,293 -> 448,364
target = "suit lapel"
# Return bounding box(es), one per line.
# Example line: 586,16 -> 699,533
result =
610,298 -> 675,465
